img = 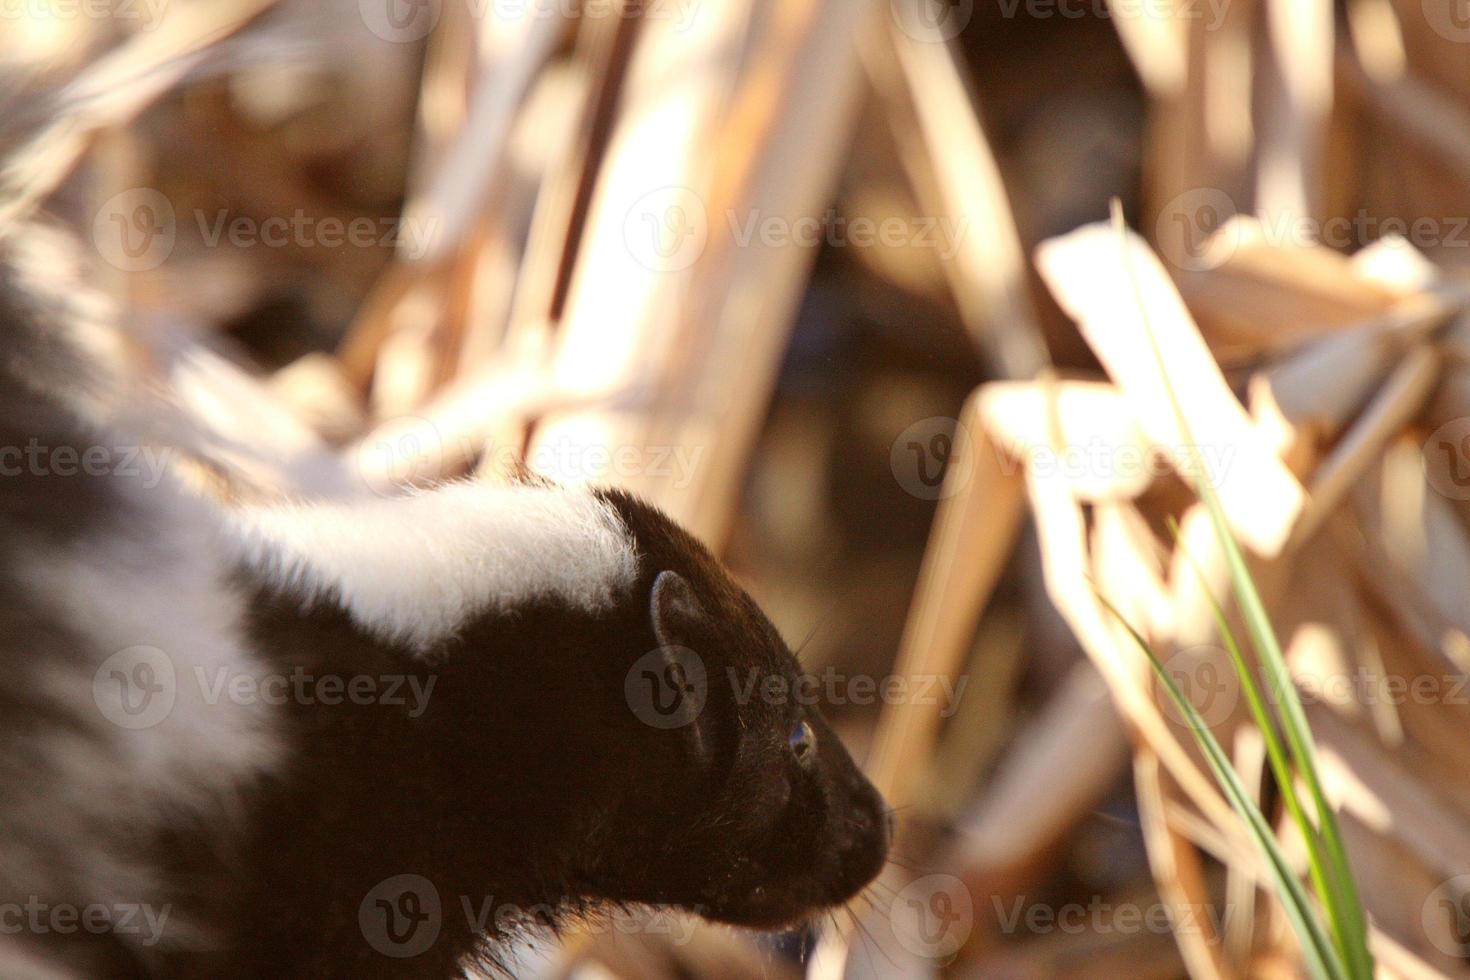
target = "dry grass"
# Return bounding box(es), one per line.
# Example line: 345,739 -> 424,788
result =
7,0 -> 1470,976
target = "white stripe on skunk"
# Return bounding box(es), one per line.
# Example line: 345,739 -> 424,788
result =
226,482 -> 641,651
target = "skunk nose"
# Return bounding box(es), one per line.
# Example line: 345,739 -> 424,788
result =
846,802 -> 885,846
852,781 -> 891,844
832,795 -> 890,899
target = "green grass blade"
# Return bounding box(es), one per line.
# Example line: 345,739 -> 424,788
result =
1098,594 -> 1345,980
1196,480 -> 1373,980
1168,521 -> 1357,973
1107,199 -> 1373,978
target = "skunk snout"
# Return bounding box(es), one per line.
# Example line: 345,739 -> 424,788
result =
830,780 -> 890,900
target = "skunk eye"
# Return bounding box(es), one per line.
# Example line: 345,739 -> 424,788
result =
788,719 -> 816,765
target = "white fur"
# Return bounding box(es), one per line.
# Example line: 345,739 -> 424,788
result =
0,221 -> 281,956
6,474 -> 281,950
227,482 -> 641,651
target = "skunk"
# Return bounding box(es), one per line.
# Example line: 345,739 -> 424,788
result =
0,230 -> 890,978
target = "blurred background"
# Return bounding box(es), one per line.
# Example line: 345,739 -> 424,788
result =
6,0 -> 1470,976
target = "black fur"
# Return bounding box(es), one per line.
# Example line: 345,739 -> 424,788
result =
0,249 -> 888,978
0,266 -> 167,979
169,489 -> 889,977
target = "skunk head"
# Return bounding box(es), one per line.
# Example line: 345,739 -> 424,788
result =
234,482 -> 889,968
578,489 -> 891,928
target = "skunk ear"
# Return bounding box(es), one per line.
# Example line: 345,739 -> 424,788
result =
650,570 -> 705,650
647,571 -> 714,767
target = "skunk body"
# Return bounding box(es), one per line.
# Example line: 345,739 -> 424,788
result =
0,234 -> 890,979
0,260 -> 279,978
